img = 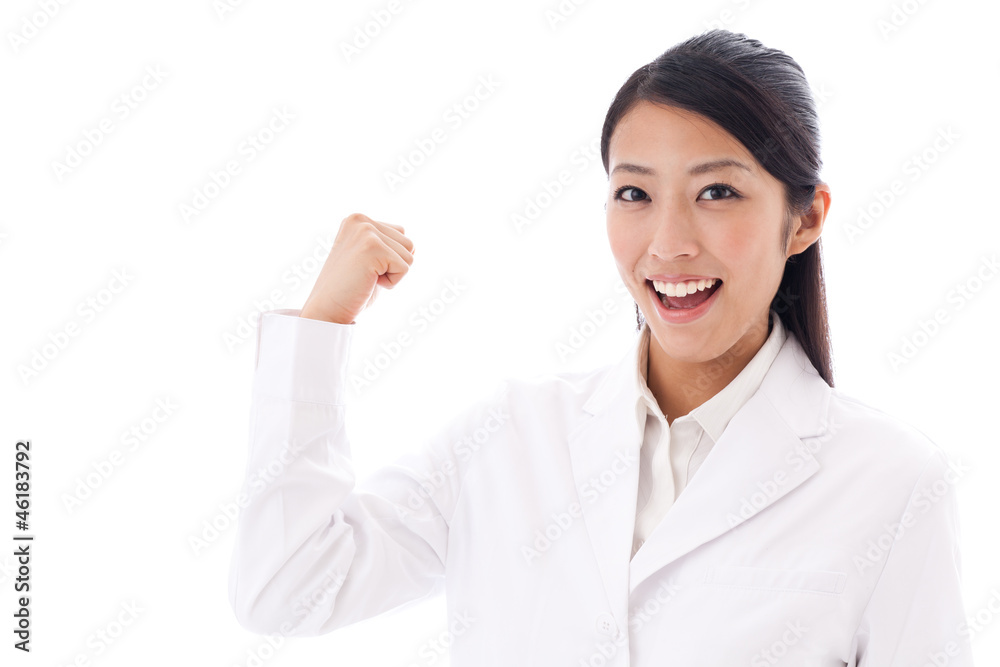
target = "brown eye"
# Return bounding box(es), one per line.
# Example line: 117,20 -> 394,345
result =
614,185 -> 648,202
699,184 -> 738,201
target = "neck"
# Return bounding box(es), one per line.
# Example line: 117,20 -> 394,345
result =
647,313 -> 771,425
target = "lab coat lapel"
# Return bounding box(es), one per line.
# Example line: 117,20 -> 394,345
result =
565,326 -> 834,609
565,330 -> 645,618
629,330 -> 832,593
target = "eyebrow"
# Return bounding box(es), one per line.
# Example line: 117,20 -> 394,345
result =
610,158 -> 754,177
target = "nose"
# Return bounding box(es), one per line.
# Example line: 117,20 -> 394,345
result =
647,200 -> 700,261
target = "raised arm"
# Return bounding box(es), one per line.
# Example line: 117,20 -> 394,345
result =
229,214 -> 461,636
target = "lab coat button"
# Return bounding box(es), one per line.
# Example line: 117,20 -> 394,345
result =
595,613 -> 617,635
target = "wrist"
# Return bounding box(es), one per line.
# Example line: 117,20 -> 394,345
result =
299,301 -> 355,325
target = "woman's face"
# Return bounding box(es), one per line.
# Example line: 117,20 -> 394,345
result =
606,100 -> 817,365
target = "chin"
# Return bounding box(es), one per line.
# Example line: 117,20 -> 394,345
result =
646,321 -> 725,362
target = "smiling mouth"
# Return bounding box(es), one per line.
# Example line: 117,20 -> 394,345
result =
647,278 -> 723,309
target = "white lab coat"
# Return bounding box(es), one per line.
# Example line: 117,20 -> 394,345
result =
229,308 -> 972,666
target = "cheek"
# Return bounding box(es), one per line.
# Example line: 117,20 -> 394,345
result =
606,218 -> 642,270
713,228 -> 783,293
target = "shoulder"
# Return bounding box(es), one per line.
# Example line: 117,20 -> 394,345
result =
822,384 -> 953,481
426,358 -> 619,448
432,356 -> 627,448
495,358 -> 619,413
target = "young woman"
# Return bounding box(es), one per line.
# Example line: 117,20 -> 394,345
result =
229,30 -> 970,665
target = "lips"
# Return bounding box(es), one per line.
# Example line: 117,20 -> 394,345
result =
647,278 -> 723,309
646,280 -> 722,324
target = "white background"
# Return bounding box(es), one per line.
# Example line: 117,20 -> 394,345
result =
2,0 -> 998,664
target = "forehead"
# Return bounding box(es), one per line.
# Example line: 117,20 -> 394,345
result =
608,100 -> 759,174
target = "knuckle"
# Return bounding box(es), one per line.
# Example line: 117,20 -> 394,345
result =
360,232 -> 383,251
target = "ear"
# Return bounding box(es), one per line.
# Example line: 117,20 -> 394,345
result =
787,182 -> 831,257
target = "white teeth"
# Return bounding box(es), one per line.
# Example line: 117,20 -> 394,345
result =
652,278 -> 718,296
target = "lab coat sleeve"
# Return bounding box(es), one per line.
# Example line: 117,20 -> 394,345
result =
228,308 -> 456,637
852,445 -> 973,666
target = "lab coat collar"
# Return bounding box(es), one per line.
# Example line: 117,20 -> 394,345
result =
635,310 -> 787,443
566,317 -> 832,615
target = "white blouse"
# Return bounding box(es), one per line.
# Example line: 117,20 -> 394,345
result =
632,309 -> 786,558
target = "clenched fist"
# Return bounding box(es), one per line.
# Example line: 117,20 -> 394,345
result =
299,213 -> 415,324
